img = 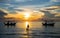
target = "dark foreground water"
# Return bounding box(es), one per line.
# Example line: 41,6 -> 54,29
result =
0,21 -> 60,38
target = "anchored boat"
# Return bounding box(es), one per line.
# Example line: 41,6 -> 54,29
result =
4,21 -> 16,25
42,20 -> 55,26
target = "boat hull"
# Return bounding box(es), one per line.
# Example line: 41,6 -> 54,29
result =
4,22 -> 16,26
42,23 -> 54,26
4,23 -> 16,25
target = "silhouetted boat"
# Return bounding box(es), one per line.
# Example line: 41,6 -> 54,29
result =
42,20 -> 55,26
42,22 -> 54,26
4,21 -> 16,25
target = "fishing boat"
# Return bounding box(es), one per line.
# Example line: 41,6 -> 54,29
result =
4,21 -> 16,25
42,20 -> 55,26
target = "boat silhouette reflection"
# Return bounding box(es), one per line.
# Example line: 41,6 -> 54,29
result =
26,24 -> 29,31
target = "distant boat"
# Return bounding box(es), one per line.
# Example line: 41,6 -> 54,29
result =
4,21 -> 16,25
42,20 -> 55,26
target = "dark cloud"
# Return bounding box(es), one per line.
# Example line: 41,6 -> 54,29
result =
0,10 -> 7,18
40,10 -> 55,18
45,8 -> 58,10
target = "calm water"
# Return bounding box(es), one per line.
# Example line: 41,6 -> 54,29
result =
0,21 -> 60,38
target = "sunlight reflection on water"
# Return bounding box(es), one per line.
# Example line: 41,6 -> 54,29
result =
0,22 -> 60,38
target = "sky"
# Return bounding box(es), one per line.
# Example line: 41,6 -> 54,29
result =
0,0 -> 60,20
0,0 -> 60,11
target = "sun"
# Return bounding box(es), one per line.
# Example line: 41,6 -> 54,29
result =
24,13 -> 30,19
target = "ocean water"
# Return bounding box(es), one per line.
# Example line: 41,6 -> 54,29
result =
0,21 -> 60,38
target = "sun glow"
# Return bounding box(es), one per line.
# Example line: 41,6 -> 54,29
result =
24,13 -> 30,19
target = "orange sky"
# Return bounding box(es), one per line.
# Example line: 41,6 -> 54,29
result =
4,9 -> 45,21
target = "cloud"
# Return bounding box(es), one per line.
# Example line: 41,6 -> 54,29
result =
51,0 -> 60,2
0,0 -> 54,11
55,13 -> 60,17
11,6 -> 60,19
39,6 -> 60,18
0,9 -> 8,18
40,6 -> 59,11
0,0 -> 50,6
13,8 -> 25,12
15,0 -> 32,2
50,8 -> 60,17
4,8 -> 45,21
4,4 -> 11,6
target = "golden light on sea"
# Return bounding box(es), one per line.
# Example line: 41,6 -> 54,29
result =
25,21 -> 29,28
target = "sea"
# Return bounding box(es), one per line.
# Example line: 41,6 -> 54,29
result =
0,21 -> 60,38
